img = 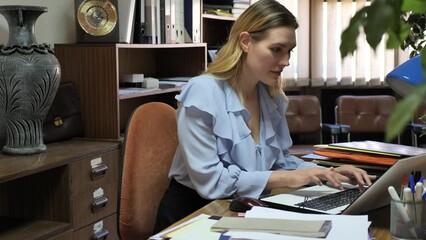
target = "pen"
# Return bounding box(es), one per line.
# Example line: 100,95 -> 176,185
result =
410,174 -> 415,194
401,174 -> 407,198
388,186 -> 418,239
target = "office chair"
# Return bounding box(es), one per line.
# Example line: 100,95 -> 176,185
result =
286,95 -> 340,158
118,102 -> 178,240
334,95 -> 399,143
408,105 -> 426,147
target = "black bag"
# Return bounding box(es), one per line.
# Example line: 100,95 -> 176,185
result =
43,82 -> 84,143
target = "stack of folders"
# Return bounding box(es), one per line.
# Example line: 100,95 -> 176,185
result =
304,141 -> 426,175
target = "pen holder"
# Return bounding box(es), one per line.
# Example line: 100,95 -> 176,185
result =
390,199 -> 426,240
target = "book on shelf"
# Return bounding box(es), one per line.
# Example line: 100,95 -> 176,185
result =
119,0 -> 136,43
184,0 -> 201,43
133,0 -> 147,43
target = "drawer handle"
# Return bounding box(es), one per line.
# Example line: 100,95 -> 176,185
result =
93,228 -> 109,240
91,196 -> 108,213
91,164 -> 108,180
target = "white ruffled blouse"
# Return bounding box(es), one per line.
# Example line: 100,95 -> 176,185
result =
169,75 -> 317,199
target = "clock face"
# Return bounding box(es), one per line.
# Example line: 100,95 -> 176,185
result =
77,0 -> 118,36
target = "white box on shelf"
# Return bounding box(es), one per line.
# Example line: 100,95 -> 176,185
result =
119,74 -> 145,83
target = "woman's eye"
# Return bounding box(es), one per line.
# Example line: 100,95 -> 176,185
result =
271,48 -> 281,53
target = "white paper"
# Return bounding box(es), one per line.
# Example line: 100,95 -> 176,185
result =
241,206 -> 371,240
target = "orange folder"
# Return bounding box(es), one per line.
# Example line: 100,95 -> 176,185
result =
313,149 -> 398,166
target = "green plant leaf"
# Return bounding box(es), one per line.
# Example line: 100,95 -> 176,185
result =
385,83 -> 426,141
340,9 -> 366,58
386,23 -> 410,49
365,2 -> 393,49
402,0 -> 426,13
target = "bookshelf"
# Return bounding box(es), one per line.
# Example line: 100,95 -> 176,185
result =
201,0 -> 240,49
54,43 -> 207,140
202,13 -> 235,49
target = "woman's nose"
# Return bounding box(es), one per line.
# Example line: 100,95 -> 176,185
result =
279,55 -> 290,68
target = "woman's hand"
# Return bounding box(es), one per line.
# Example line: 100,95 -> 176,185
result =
266,165 -> 376,191
333,165 -> 376,191
267,167 -> 347,190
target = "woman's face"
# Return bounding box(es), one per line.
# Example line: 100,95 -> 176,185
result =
241,26 -> 296,86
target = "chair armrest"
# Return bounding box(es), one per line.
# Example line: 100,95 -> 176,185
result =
338,124 -> 351,134
321,123 -> 341,135
408,123 -> 424,135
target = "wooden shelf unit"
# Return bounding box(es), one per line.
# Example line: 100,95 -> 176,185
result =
0,140 -> 121,240
202,13 -> 235,49
54,43 -> 207,140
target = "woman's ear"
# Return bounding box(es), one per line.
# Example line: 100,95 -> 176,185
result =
239,32 -> 251,52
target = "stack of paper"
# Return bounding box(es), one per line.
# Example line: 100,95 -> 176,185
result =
235,206 -> 371,240
150,206 -> 371,240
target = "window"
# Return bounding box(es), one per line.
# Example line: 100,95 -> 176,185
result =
275,0 -> 410,87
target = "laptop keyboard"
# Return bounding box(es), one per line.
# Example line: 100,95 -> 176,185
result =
295,188 -> 361,211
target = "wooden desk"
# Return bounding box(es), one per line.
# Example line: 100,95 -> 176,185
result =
170,199 -> 392,240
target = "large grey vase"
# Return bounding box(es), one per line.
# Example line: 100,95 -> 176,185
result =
0,5 -> 61,155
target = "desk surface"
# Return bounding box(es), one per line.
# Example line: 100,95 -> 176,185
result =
170,199 -> 392,240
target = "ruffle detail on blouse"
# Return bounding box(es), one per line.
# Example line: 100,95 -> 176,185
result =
259,86 -> 293,169
176,75 -> 252,156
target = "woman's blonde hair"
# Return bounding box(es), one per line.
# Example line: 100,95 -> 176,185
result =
205,0 -> 298,98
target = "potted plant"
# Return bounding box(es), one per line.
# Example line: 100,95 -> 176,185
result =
340,0 -> 426,142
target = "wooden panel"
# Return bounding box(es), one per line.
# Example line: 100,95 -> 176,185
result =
73,214 -> 118,240
50,229 -> 73,240
70,150 -> 120,229
55,44 -> 120,139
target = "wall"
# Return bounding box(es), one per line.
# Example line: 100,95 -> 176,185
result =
0,0 -> 75,46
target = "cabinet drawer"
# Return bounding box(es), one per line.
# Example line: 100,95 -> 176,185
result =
71,150 -> 119,190
49,229 -> 73,240
73,214 -> 118,240
70,150 -> 120,229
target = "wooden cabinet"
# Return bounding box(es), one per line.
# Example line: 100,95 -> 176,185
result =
0,140 -> 120,240
54,43 -> 207,140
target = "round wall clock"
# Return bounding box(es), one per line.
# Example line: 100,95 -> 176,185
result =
77,0 -> 118,37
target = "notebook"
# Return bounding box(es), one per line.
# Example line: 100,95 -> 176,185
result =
261,153 -> 426,215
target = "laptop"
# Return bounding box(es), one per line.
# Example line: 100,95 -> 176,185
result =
261,153 -> 426,215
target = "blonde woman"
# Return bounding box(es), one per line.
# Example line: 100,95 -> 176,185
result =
154,0 -> 375,231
